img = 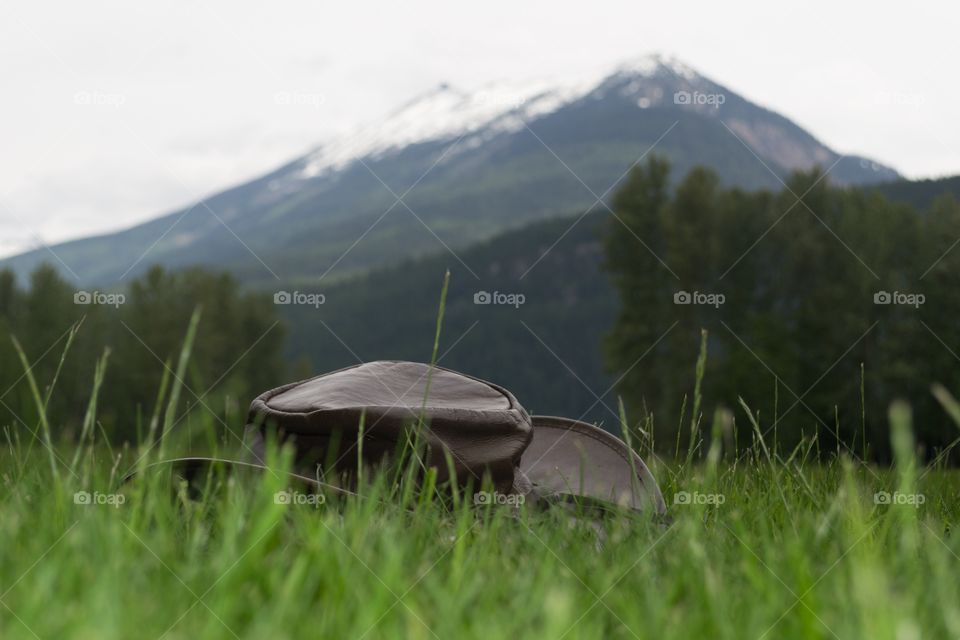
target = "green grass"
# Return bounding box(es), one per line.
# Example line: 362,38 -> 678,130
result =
3,294 -> 960,639
2,401 -> 960,639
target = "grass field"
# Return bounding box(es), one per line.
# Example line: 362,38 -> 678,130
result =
3,305 -> 960,639
2,396 -> 959,639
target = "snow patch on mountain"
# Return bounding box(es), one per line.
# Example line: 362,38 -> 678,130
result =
612,53 -> 699,80
298,53 -> 701,180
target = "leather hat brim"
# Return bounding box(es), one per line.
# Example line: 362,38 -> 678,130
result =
133,416 -> 668,515
124,457 -> 358,498
519,416 -> 666,514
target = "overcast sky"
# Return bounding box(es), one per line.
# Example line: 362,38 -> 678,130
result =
1,1 -> 957,257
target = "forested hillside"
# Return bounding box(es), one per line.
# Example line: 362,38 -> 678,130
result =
5,166 -> 960,460
871,175 -> 960,211
279,211 -> 619,425
281,163 -> 960,460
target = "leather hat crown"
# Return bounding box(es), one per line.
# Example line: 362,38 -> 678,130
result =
240,361 -> 665,513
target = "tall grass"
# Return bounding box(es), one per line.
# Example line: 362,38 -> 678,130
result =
2,300 -> 960,639
4,417 -> 959,638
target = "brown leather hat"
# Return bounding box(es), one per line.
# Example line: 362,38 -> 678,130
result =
246,361 -> 532,493
521,416 -> 665,512
144,360 -> 665,514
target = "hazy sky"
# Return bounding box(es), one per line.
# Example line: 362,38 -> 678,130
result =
1,1 -> 957,257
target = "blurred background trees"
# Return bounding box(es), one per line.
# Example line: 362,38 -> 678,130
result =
0,265 -> 284,444
3,160 -> 960,463
605,157 -> 960,461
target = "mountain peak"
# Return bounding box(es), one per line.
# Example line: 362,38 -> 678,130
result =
295,52 -> 891,188
301,52 -> 699,175
299,74 -> 589,179
0,51 -> 902,285
297,56 -> 701,180
611,53 -> 700,80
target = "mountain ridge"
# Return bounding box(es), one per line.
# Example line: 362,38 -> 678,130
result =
2,53 -> 900,286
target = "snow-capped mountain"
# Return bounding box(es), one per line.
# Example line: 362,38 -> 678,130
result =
297,80 -> 581,179
2,54 -> 899,286
296,55 -> 696,179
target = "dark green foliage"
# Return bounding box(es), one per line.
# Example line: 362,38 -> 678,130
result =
0,265 -> 285,444
278,213 -> 619,425
605,158 -> 960,461
871,174 -> 960,212
3,162 -> 955,464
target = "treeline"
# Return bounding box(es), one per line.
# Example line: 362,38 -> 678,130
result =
0,265 -> 285,444
605,157 -> 960,462
872,175 -> 960,212
5,162 -> 958,463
